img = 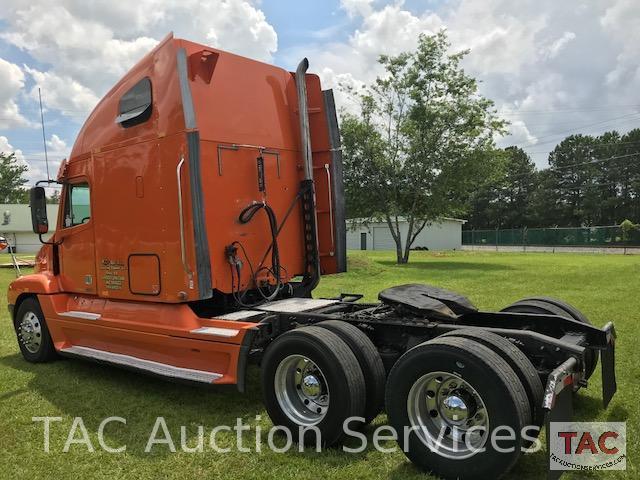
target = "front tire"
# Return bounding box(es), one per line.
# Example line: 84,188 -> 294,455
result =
386,336 -> 531,480
14,297 -> 57,363
261,326 -> 366,446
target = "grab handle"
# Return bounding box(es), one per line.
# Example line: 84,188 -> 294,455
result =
177,156 -> 194,288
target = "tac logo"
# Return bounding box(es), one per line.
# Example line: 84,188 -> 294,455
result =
549,422 -> 626,471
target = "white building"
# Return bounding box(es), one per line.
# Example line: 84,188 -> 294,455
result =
347,217 -> 466,251
0,204 -> 59,253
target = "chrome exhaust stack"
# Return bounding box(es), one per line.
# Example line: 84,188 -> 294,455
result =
296,58 -> 313,181
294,58 -> 320,294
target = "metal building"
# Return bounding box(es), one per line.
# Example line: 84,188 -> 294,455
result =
346,217 -> 466,251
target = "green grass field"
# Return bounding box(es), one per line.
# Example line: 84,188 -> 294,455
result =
0,251 -> 637,479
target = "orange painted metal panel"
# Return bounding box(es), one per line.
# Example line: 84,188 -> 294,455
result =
128,255 -> 161,295
9,34 -> 343,386
37,293 -> 257,383
52,34 -> 339,299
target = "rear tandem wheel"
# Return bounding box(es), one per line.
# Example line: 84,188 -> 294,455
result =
385,335 -> 531,480
441,328 -> 544,434
316,320 -> 386,425
501,296 -> 599,381
261,326 -> 366,446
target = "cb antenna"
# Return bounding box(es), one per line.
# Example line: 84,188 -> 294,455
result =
38,87 -> 51,181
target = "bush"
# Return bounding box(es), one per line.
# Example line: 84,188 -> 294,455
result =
620,219 -> 638,242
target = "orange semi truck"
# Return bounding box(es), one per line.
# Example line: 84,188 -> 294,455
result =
8,34 -> 616,479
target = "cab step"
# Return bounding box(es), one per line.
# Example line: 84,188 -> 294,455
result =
59,345 -> 222,383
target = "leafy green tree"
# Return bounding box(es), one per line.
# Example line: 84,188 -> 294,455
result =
613,129 -> 640,222
500,147 -> 538,227
539,129 -> 640,226
342,31 -> 506,263
0,152 -> 28,203
620,219 -> 638,242
47,190 -> 61,204
468,147 -> 537,229
530,168 -> 560,226
546,134 -> 599,226
467,128 -> 640,230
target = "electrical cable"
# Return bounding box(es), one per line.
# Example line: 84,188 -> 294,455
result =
229,202 -> 285,307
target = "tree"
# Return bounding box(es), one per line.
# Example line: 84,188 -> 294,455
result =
0,152 -> 28,203
499,147 -> 538,227
546,134 -> 599,226
341,31 -> 506,263
47,190 -> 61,204
620,219 -> 638,242
613,129 -> 640,222
467,147 -> 537,229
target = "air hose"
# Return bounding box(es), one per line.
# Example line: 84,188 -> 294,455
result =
230,202 -> 284,306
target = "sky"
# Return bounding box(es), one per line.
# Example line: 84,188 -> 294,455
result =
0,0 -> 639,184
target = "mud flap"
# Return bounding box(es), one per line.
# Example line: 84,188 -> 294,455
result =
544,358 -> 577,480
544,323 -> 617,480
601,322 -> 617,409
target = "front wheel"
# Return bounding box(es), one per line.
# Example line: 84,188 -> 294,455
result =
386,336 -> 531,480
14,297 -> 57,363
261,326 -> 366,446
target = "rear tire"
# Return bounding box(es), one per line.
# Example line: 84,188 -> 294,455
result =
261,326 -> 366,446
501,297 -> 598,379
386,336 -> 531,480
441,328 -> 544,438
14,297 -> 57,363
316,320 -> 386,424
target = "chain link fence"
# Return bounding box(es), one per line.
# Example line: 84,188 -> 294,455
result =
463,226 -> 640,247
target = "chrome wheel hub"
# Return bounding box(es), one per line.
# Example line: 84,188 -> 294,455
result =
19,311 -> 42,354
301,374 -> 321,398
441,393 -> 471,424
407,371 -> 489,459
274,355 -> 330,425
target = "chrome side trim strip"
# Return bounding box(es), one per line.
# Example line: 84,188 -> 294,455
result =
60,346 -> 221,383
190,327 -> 240,337
59,311 -> 101,321
176,155 -> 193,287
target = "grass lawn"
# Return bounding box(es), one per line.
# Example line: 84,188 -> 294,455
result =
0,251 -> 637,479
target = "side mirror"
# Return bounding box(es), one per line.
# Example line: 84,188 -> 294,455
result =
29,187 -> 49,234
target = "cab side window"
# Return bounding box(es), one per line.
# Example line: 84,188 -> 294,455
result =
64,183 -> 91,228
116,77 -> 152,128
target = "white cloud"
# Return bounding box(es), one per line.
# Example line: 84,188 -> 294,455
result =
0,58 -> 31,129
341,0 -> 374,18
0,135 -> 48,184
0,136 -> 25,162
502,119 -> 538,146
46,134 -> 69,155
351,5 -> 442,58
3,0 -> 640,172
282,4 -> 443,115
1,0 -> 278,118
24,67 -> 100,119
295,0 -> 640,167
544,31 -> 576,59
600,0 -> 640,95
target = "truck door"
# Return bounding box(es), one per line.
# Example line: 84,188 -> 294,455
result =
57,181 -> 97,294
